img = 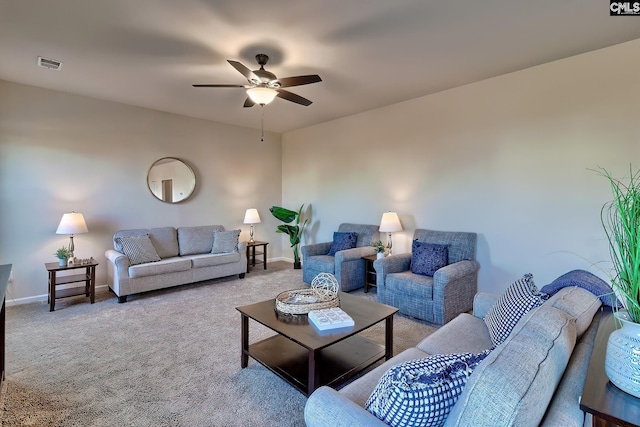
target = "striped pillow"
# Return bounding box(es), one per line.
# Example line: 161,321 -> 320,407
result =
483,273 -> 548,346
116,234 -> 161,265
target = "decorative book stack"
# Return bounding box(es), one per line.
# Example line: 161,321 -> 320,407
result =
308,307 -> 354,331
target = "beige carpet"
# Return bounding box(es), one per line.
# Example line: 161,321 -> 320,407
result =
0,262 -> 438,427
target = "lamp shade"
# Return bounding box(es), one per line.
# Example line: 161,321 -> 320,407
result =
243,208 -> 261,224
379,212 -> 402,233
56,212 -> 88,234
246,87 -> 278,105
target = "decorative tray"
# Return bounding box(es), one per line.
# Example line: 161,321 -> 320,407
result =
274,272 -> 340,316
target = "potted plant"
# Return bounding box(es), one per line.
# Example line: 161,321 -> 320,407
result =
371,240 -> 387,259
599,166 -> 640,398
54,246 -> 72,267
270,204 -> 308,269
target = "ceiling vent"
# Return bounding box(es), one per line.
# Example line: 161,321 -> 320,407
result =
37,56 -> 63,71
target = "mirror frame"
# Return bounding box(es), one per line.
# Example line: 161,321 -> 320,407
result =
147,157 -> 196,203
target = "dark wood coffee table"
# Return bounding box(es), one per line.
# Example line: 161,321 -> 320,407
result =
236,292 -> 398,396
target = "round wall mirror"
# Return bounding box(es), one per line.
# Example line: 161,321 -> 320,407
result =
147,157 -> 196,203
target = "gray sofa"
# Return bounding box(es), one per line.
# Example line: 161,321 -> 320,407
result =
305,286 -> 604,427
105,225 -> 247,303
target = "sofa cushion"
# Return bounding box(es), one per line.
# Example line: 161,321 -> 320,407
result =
545,286 -> 601,337
178,225 -> 224,256
386,271 -> 434,300
338,223 -> 378,248
191,252 -> 241,268
483,273 -> 548,346
116,234 -> 161,266
366,351 -> 491,427
328,232 -> 358,256
445,305 -> 577,427
114,227 -> 179,259
411,241 -> 449,277
212,229 -> 240,254
128,256 -> 192,279
417,313 -> 493,355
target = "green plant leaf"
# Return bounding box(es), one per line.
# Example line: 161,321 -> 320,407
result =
270,206 -> 297,223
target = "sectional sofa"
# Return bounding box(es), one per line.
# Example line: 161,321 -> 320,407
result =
305,285 -> 605,427
105,225 -> 247,303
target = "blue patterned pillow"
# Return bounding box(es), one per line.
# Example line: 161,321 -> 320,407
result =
483,273 -> 548,346
327,232 -> 358,256
366,350 -> 492,427
410,241 -> 449,276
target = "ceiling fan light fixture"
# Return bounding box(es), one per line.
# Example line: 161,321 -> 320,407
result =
246,87 -> 278,105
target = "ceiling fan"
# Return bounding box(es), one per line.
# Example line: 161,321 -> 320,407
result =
193,54 -> 322,107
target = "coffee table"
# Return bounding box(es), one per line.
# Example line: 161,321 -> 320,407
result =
236,292 -> 398,396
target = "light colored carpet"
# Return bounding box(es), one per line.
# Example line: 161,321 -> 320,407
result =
0,262 -> 438,427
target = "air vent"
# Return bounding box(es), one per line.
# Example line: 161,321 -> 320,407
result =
37,56 -> 63,71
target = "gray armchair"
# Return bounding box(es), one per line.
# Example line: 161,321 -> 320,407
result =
302,223 -> 379,292
373,229 -> 479,325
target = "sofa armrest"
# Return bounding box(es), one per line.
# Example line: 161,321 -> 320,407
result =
304,386 -> 388,427
105,249 -> 130,277
373,253 -> 412,295
335,246 -> 375,262
302,242 -> 332,259
432,260 -> 480,324
473,292 -> 498,319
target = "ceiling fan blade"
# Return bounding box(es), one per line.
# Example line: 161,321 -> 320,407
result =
228,60 -> 260,82
243,97 -> 255,108
277,75 -> 322,88
276,89 -> 313,106
192,84 -> 245,88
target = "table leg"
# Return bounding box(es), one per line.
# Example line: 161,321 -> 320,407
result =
241,314 -> 249,368
385,315 -> 394,360
308,348 -> 319,396
251,245 -> 256,267
263,244 -> 267,270
89,266 -> 96,304
49,271 -> 56,312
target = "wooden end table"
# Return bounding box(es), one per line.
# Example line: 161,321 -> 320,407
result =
245,241 -> 268,272
362,254 -> 378,293
580,309 -> 640,427
45,261 -> 98,311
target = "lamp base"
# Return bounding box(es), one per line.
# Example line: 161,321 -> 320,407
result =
386,233 -> 393,255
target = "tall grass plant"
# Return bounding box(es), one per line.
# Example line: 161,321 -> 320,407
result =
600,166 -> 640,323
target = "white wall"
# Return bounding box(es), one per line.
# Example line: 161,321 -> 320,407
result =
0,81 -> 283,303
282,39 -> 640,293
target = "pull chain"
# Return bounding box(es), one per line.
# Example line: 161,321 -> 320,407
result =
260,106 -> 265,143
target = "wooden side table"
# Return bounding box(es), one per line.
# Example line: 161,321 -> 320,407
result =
245,241 -> 268,272
362,254 -> 379,293
45,261 -> 98,311
580,308 -> 640,427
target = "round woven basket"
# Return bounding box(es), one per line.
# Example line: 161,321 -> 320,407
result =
275,288 -> 339,315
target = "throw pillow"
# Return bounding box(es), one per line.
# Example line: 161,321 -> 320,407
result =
411,241 -> 449,276
211,229 -> 241,254
116,234 -> 161,265
327,231 -> 358,256
366,350 -> 492,427
483,273 -> 548,346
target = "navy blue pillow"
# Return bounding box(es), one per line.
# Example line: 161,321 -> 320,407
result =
411,241 -> 449,276
327,232 -> 358,256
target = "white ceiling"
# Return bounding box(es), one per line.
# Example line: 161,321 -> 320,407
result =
1,0 -> 639,133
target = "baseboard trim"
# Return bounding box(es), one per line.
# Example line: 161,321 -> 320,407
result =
6,284 -> 110,307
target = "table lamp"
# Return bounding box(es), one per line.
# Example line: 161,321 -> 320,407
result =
379,212 -> 402,255
243,208 -> 261,243
56,212 -> 88,257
